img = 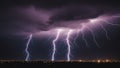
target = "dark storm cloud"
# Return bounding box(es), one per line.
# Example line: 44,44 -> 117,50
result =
0,1 -> 120,35
0,0 -> 120,60
0,6 -> 51,34
50,5 -> 100,21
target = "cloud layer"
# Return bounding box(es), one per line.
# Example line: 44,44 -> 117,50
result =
0,4 -> 119,35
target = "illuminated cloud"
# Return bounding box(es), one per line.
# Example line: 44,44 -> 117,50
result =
0,5 -> 119,35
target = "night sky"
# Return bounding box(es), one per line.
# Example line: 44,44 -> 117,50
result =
0,0 -> 120,60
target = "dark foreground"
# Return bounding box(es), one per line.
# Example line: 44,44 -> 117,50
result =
0,61 -> 120,67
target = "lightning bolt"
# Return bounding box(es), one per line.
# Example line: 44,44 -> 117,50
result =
102,19 -> 120,26
66,30 -> 73,61
52,29 -> 62,61
25,34 -> 32,61
72,30 -> 80,47
87,28 -> 100,48
99,24 -> 110,40
81,31 -> 89,47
